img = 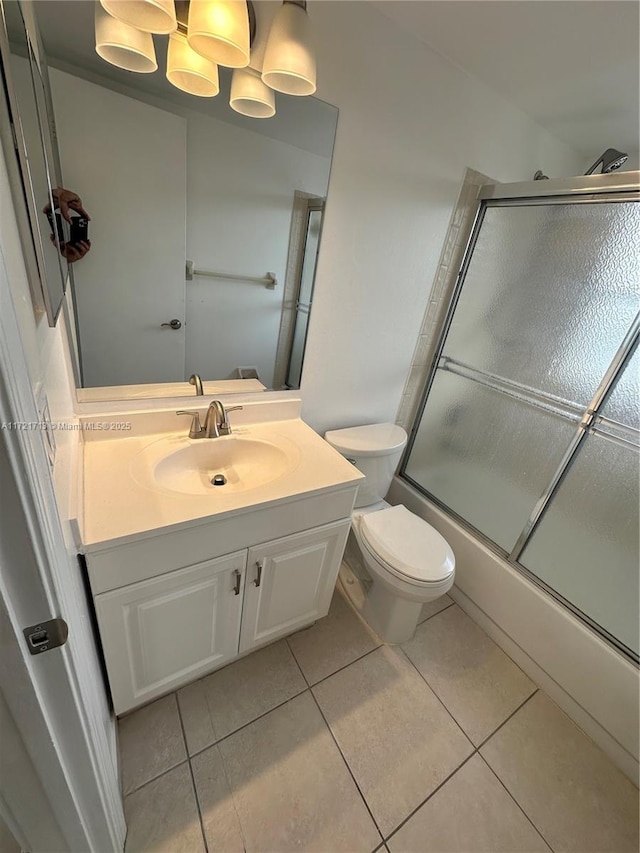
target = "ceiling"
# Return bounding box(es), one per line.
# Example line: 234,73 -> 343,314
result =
374,1 -> 640,169
28,1 -> 639,169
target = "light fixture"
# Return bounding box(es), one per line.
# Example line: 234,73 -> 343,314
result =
187,0 -> 250,68
166,31 -> 219,96
95,2 -> 158,72
230,67 -> 275,117
94,0 -> 318,119
100,0 -> 177,34
262,1 -> 316,96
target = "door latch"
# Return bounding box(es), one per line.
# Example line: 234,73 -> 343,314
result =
23,618 -> 69,655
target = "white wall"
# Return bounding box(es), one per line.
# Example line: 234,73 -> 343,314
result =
300,1 -> 582,434
185,112 -> 331,386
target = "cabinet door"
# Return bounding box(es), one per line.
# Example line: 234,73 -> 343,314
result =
94,551 -> 246,714
240,520 -> 351,654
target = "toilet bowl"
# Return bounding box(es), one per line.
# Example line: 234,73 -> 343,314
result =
325,424 -> 455,644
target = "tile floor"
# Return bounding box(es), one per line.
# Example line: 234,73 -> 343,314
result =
119,582 -> 639,853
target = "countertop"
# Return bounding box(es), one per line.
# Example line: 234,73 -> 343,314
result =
81,417 -> 363,550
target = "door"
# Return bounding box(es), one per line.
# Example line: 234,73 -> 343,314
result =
48,68 -> 187,387
0,143 -> 124,848
403,185 -> 640,661
240,520 -> 350,654
95,551 -> 246,714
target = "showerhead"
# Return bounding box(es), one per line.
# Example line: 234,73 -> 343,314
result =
584,148 -> 628,175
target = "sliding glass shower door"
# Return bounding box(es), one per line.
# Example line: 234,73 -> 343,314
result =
403,181 -> 639,660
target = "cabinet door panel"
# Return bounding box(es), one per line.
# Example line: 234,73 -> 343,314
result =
240,520 -> 350,653
95,551 -> 246,714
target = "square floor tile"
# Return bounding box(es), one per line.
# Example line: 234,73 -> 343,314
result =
287,587 -> 381,685
124,762 -> 204,852
211,692 -> 381,852
481,692 -> 640,853
419,593 -> 453,623
388,755 -> 549,852
402,605 -> 536,745
118,694 -> 186,794
177,639 -> 306,754
313,645 -> 473,837
191,744 -> 245,852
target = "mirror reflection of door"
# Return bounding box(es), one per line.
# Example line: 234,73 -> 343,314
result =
50,69 -> 188,388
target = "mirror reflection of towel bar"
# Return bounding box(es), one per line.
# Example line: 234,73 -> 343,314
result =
186,260 -> 277,289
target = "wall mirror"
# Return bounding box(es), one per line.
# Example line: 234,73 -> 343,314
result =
0,0 -> 70,325
14,0 -> 338,397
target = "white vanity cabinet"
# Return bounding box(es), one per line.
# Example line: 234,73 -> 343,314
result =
90,518 -> 351,714
93,551 -> 246,714
240,523 -> 350,654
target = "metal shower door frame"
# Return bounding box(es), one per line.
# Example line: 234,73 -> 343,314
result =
400,170 -> 640,662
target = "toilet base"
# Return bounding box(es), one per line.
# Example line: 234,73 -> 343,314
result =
362,581 -> 423,645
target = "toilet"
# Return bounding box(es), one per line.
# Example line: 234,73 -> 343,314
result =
325,423 -> 455,644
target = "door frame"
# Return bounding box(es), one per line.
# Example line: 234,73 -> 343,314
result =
0,181 -> 125,850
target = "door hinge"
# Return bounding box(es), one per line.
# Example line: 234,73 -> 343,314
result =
23,618 -> 68,655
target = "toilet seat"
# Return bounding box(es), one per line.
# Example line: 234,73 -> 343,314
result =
359,505 -> 454,585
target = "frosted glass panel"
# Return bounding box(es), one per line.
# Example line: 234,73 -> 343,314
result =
600,347 -> 640,429
444,202 -> 640,405
404,370 -> 577,551
521,435 -> 639,655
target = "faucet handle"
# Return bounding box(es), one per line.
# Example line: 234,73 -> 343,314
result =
176,410 -> 203,438
220,405 -> 243,435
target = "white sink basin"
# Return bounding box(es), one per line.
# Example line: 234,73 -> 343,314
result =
131,432 -> 301,496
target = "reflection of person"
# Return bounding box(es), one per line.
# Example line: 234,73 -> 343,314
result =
43,187 -> 91,263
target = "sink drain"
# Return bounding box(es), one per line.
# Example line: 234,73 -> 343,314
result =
211,474 -> 227,486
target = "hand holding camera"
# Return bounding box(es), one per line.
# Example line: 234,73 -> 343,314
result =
43,187 -> 91,263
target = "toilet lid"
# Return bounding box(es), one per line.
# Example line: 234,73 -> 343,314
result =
360,505 -> 455,583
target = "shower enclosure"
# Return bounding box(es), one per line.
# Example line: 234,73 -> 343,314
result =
402,173 -> 639,662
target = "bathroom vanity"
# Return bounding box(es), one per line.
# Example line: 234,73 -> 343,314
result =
79,399 -> 363,715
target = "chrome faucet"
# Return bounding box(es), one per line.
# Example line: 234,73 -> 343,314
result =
176,400 -> 243,439
189,373 -> 204,396
205,400 -> 225,438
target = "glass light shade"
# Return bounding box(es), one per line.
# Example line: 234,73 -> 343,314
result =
187,0 -> 250,69
230,67 -> 275,117
100,0 -> 177,34
261,2 -> 316,96
166,32 -> 220,96
95,4 -> 158,72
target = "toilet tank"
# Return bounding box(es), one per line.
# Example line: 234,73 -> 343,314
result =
325,423 -> 408,508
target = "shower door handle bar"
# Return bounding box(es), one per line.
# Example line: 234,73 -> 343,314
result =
439,357 -> 584,422
590,416 -> 640,450
509,312 -> 640,562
